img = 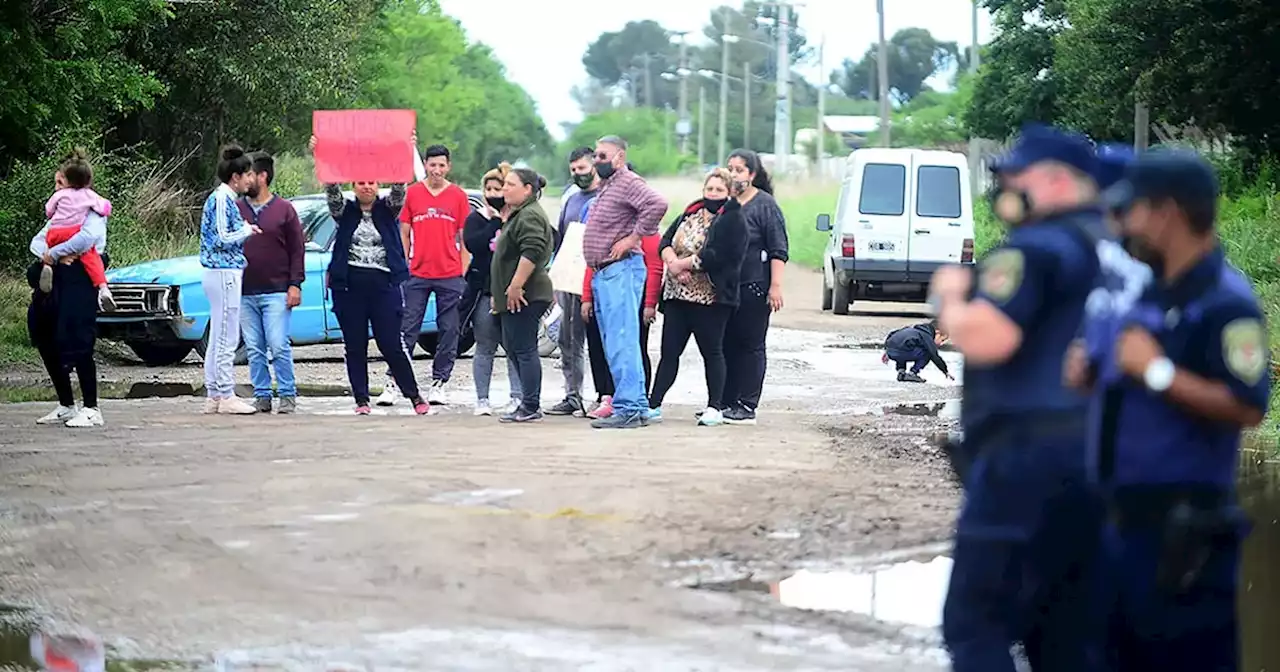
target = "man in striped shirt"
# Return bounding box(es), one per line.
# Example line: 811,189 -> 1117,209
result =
583,135 -> 669,429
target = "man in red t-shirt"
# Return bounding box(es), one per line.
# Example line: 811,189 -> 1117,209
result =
380,143 -> 472,406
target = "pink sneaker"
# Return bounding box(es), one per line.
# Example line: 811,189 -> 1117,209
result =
354,404 -> 371,415
413,400 -> 432,415
587,395 -> 614,419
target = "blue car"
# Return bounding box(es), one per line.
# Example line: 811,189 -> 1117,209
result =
97,189 -> 496,366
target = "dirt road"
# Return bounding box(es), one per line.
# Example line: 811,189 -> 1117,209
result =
0,270 -> 963,669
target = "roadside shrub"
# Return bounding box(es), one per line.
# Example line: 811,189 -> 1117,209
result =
269,151 -> 319,198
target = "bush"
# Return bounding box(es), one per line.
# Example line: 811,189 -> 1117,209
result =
0,137 -> 199,273
269,152 -> 319,198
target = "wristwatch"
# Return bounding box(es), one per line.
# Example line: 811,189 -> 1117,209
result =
1143,356 -> 1175,393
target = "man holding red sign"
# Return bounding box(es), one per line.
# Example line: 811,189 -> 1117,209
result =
379,143 -> 471,407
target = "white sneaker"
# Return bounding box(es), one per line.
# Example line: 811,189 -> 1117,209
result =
698,407 -> 725,427
65,407 -> 104,428
202,398 -> 221,414
427,380 -> 447,405
504,398 -> 521,414
217,397 -> 258,415
376,378 -> 399,406
36,405 -> 76,425
474,399 -> 492,416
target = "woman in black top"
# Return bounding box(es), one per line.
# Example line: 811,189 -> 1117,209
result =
720,149 -> 789,425
462,163 -> 522,416
648,168 -> 749,426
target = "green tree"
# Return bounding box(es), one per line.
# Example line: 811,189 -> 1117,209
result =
582,20 -> 681,110
0,0 -> 169,165
564,108 -> 691,178
963,0 -> 1065,140
832,27 -> 960,103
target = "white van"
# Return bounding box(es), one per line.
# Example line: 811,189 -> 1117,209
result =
816,148 -> 976,314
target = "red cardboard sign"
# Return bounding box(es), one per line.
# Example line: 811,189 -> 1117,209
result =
312,109 -> 417,183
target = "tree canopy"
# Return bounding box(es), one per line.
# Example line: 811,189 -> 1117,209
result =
832,28 -> 961,104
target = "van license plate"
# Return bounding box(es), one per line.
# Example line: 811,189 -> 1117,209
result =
870,241 -> 895,252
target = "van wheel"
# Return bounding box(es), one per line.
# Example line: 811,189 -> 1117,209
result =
832,280 -> 852,315
821,279 -> 833,311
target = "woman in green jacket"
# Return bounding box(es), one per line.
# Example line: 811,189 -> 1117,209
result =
491,167 -> 555,423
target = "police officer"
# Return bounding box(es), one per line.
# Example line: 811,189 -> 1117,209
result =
883,320 -> 953,383
1070,150 -> 1270,671
929,124 -> 1107,672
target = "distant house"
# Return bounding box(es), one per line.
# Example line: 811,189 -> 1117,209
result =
821,115 -> 881,149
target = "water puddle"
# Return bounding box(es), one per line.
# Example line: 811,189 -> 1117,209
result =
882,400 -> 961,419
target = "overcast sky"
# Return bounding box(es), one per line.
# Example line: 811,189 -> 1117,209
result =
437,1 -> 995,140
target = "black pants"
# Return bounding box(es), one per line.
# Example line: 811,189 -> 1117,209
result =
27,260 -> 99,408
585,302 -> 651,401
721,283 -> 771,412
332,268 -> 421,405
499,299 -> 549,413
649,300 -> 731,409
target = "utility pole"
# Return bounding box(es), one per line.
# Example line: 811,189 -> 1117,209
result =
967,0 -> 980,192
744,61 -> 751,151
676,33 -> 690,154
1134,101 -> 1150,151
773,1 -> 792,171
643,53 -> 654,107
876,0 -> 890,147
718,7 -> 732,164
698,84 -> 707,167
817,36 -> 826,167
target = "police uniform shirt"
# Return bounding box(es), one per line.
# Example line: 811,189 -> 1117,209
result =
1092,246 -> 1271,488
962,209 -> 1103,438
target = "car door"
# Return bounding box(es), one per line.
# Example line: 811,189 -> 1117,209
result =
848,155 -> 910,278
906,156 -> 968,278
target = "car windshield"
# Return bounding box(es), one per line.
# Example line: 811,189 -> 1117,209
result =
295,198 -> 336,250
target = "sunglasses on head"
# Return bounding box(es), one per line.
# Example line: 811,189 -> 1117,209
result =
594,152 -> 612,162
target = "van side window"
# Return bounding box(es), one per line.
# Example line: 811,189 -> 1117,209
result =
858,163 -> 906,216
834,177 -> 852,227
916,165 -> 962,218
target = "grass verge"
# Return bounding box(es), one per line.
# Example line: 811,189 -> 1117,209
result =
777,185 -> 1280,445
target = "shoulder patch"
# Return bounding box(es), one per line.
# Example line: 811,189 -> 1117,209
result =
978,248 -> 1025,303
1221,317 -> 1268,386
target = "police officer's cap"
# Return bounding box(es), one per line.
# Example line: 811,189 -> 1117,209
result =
1105,149 -> 1219,231
989,123 -> 1099,178
1094,143 -> 1136,191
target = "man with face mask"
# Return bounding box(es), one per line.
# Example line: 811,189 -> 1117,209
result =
1071,150 -> 1269,672
580,135 -> 669,429
929,124 -> 1109,672
545,146 -> 601,417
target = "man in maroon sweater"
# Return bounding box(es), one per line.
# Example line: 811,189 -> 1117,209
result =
238,152 -> 305,414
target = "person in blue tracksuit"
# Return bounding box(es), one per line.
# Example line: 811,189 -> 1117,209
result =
1068,149 -> 1270,672
929,124 -> 1109,672
882,320 -> 953,383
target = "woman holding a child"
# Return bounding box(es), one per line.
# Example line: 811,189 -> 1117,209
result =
27,150 -> 112,428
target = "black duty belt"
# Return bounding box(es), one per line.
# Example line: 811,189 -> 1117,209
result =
1107,485 -> 1231,529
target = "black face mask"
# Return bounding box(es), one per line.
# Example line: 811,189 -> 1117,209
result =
594,161 -> 616,180
731,180 -> 749,196
572,172 -> 595,189
989,186 -> 1034,225
703,198 -> 728,213
485,196 -> 505,211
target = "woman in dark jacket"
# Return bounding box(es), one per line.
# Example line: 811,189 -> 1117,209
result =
490,168 -> 555,423
647,168 -> 749,426
720,148 -> 788,425
311,134 -> 428,416
462,162 -> 522,416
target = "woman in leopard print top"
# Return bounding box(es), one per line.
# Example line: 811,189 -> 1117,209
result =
648,168 -> 750,426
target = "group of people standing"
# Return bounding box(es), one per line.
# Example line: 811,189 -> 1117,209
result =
26,132 -> 789,429
540,137 -> 789,428
935,124 -> 1270,671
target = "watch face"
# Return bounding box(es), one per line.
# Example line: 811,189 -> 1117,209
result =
1146,358 -> 1174,391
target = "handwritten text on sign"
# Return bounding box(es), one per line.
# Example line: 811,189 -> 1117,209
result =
312,109 -> 416,183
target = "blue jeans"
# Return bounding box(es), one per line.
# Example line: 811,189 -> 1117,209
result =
240,292 -> 296,398
591,255 -> 648,415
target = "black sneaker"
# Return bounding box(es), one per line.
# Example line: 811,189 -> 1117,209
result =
590,410 -> 648,429
723,406 -> 757,425
500,407 -> 544,423
900,371 -> 926,383
545,396 -> 584,416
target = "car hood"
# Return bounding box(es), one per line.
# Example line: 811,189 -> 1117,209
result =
106,255 -> 204,286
